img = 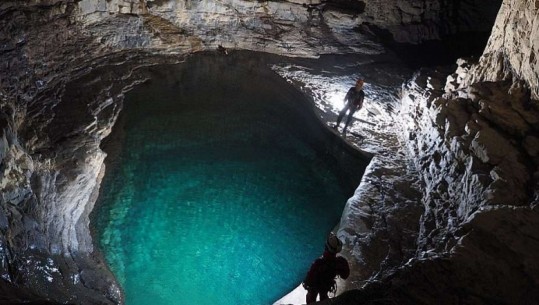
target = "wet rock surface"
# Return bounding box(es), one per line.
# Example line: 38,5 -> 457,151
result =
0,51 -> 178,304
279,1 -> 539,304
320,0 -> 538,303
272,54 -> 425,296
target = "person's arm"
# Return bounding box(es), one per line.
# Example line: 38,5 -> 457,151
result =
335,256 -> 350,279
344,88 -> 353,104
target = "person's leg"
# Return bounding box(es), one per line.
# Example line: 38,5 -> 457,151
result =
342,106 -> 358,133
306,290 -> 318,304
335,103 -> 351,128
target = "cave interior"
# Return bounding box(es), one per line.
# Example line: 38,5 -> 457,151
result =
1,0 -> 539,304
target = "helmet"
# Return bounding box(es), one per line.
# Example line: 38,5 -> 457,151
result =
325,232 -> 343,254
356,78 -> 364,87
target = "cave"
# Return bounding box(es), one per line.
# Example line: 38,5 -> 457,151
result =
1,0 -> 539,305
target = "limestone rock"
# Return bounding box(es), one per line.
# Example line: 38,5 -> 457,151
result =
445,58 -> 473,93
485,159 -> 530,205
469,126 -> 516,165
468,82 -> 531,137
469,0 -> 539,99
357,0 -> 501,44
0,0 -> 536,304
380,2 -> 539,303
335,207 -> 539,305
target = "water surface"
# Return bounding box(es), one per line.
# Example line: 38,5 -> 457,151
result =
94,53 -> 366,305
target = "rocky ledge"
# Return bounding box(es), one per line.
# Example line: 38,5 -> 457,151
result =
277,0 -> 539,304
335,0 -> 539,303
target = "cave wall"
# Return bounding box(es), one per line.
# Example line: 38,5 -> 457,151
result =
73,0 -> 384,56
0,3 -> 198,302
357,0 -> 501,43
68,0 -> 502,55
313,1 -> 539,304
0,0 -> 512,303
386,0 -> 539,302
400,0 -> 539,252
468,0 -> 539,99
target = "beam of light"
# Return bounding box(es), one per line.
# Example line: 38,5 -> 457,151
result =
327,89 -> 346,111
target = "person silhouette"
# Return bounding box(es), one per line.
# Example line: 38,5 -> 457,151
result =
334,78 -> 365,134
302,233 -> 350,304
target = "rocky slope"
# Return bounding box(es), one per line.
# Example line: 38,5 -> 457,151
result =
401,0 -> 539,263
0,0 -> 513,303
319,0 -> 539,303
270,54 -> 427,303
280,0 -> 539,304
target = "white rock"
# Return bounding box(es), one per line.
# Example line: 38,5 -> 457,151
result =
469,127 -> 516,165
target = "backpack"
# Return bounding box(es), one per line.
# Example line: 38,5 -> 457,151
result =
302,257 -> 338,291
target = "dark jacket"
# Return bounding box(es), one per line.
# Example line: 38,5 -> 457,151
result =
303,251 -> 350,291
345,87 -> 364,108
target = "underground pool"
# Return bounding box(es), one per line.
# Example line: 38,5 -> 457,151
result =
92,53 -> 367,305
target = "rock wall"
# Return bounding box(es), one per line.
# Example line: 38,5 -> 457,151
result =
468,0 -> 539,99
70,0 -> 503,54
72,0 -> 384,56
400,0 -> 539,253
357,0 -> 501,44
0,0 -> 512,303
0,4 -> 212,303
300,2 -> 539,304
374,0 -> 539,302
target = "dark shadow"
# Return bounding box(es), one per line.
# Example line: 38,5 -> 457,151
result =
355,0 -> 503,68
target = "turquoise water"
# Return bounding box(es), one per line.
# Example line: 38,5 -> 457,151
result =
94,54 -> 365,305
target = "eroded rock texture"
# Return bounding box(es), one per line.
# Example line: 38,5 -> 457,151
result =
357,0 -> 501,44
358,0 -> 539,303
400,0 -> 539,252
468,0 -> 539,100
0,0 -> 524,303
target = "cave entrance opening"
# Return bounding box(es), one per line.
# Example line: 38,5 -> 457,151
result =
92,52 -> 367,305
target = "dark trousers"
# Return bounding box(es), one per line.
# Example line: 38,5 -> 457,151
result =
336,103 -> 358,132
306,289 -> 329,304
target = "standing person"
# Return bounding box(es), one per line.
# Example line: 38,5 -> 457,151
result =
302,233 -> 350,304
334,78 -> 365,134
